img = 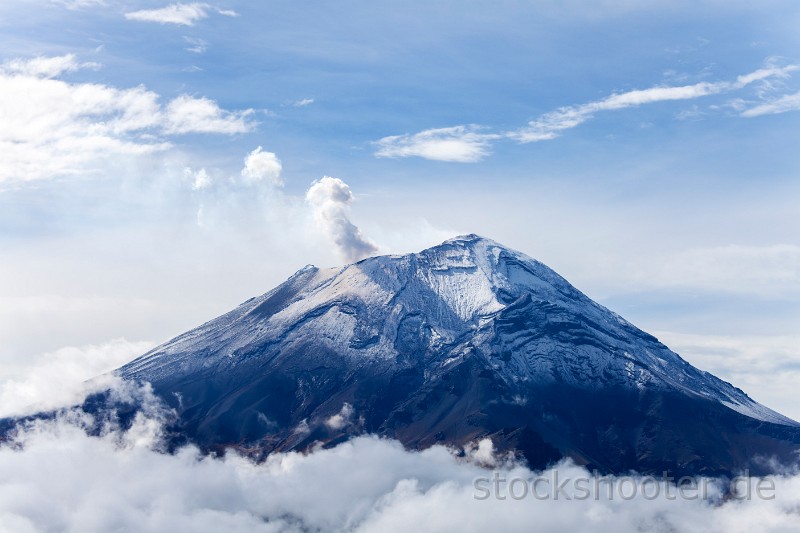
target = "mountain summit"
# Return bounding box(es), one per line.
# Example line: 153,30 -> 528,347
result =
119,235 -> 800,475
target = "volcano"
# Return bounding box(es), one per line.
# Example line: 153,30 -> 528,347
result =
116,235 -> 800,476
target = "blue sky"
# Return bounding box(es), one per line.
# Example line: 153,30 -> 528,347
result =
0,1 -> 799,417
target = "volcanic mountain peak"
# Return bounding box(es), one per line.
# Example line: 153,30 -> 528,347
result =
114,235 -> 799,475
121,234 -> 588,380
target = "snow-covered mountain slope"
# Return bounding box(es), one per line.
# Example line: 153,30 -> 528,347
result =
117,235 -> 800,475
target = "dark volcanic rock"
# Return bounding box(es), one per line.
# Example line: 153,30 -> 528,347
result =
115,235 -> 800,476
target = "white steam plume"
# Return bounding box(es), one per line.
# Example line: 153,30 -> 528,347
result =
305,176 -> 379,262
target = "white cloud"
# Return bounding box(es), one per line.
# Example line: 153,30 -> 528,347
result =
1,53 -> 99,78
125,3 -> 238,26
733,64 -> 798,89
0,338 -> 152,418
125,3 -> 209,26
741,90 -> 800,117
184,36 -> 208,54
164,95 -> 254,135
241,146 -> 282,185
186,167 -> 211,190
374,125 -> 499,163
2,407 -> 800,532
463,438 -> 501,467
0,55 -> 255,183
291,98 -> 314,107
50,0 -> 107,9
306,177 -> 379,262
325,402 -> 355,430
674,104 -> 704,120
373,63 -> 799,161
628,244 -> 800,297
510,64 -> 799,142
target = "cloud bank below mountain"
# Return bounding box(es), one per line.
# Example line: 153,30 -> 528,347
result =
1,384 -> 799,533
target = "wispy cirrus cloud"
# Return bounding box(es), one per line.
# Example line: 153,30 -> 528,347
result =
125,3 -> 238,26
374,125 -> 500,163
510,64 -> 798,142
183,36 -> 208,54
510,82 -> 726,142
0,55 -> 255,183
291,98 -> 314,107
375,63 -> 799,162
741,90 -> 800,117
50,0 -> 107,9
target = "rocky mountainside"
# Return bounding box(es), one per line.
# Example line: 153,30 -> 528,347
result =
117,235 -> 800,476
